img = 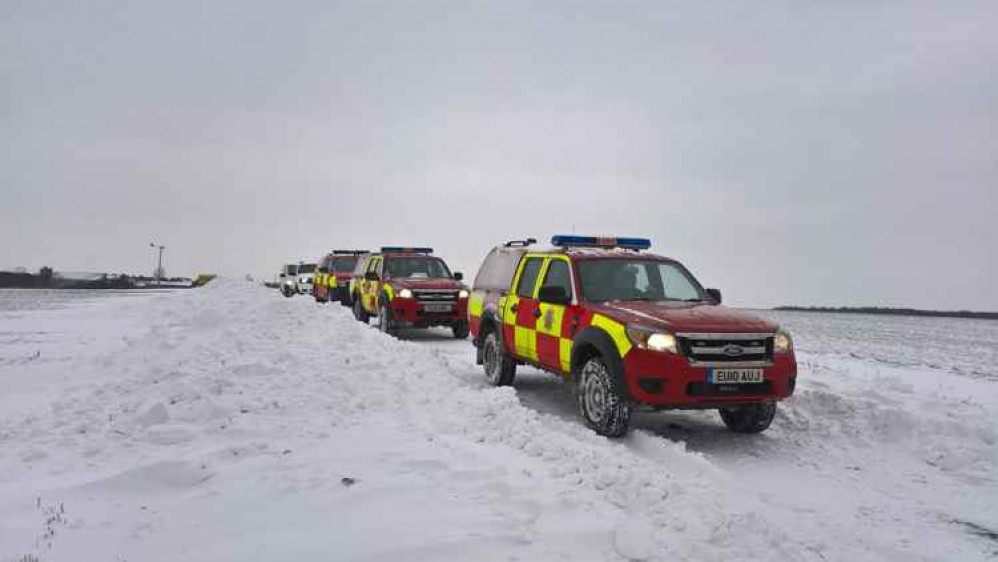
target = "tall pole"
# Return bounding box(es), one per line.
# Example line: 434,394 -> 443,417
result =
150,243 -> 166,287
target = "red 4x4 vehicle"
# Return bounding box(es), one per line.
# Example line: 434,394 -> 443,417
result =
350,247 -> 470,338
468,236 -> 797,437
313,251 -> 366,305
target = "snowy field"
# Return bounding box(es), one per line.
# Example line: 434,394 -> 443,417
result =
1,282 -> 995,562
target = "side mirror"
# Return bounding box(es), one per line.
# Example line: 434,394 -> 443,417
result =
279,273 -> 286,278
706,288 -> 722,304
453,271 -> 464,281
365,271 -> 379,281
538,285 -> 571,305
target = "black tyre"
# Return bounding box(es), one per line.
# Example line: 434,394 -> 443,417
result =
578,356 -> 630,438
378,302 -> 396,336
718,402 -> 777,433
482,331 -> 515,386
452,321 -> 470,340
352,296 -> 369,323
282,285 -> 294,298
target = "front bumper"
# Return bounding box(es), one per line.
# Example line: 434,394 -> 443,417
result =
387,297 -> 469,327
622,348 -> 797,407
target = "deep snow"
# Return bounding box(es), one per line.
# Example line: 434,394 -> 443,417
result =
0,282 -> 995,561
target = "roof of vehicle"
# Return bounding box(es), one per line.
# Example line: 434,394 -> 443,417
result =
494,236 -> 673,261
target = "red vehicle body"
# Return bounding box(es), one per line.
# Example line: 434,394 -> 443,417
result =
351,248 -> 470,338
468,236 -> 797,437
313,251 -> 365,305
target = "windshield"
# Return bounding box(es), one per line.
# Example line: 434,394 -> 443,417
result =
329,257 -> 358,273
385,257 -> 452,279
577,259 -> 705,302
298,263 -> 316,274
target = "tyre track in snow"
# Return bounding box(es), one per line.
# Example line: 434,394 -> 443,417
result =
419,313 -> 998,561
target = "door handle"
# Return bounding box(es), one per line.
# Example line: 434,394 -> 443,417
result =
532,309 -> 542,319
510,304 -> 519,314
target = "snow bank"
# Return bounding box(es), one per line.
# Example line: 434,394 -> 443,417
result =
1,281 -> 995,561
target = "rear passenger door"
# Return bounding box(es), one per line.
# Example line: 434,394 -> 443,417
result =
504,256 -> 544,362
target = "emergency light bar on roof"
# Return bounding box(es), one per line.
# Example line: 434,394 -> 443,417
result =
550,235 -> 651,250
380,246 -> 433,254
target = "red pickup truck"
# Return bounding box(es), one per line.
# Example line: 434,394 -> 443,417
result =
468,236 -> 797,437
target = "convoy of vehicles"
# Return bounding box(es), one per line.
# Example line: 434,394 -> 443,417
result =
348,247 -> 469,338
273,235 -> 797,438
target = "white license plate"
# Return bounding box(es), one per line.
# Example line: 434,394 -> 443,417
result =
709,368 -> 764,384
423,303 -> 453,313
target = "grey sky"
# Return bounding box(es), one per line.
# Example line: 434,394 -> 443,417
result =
3,1 -> 996,309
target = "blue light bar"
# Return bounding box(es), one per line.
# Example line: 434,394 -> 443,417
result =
550,235 -> 651,250
380,246 -> 433,254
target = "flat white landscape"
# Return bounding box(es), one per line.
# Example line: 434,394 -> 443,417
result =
1,283 -> 995,561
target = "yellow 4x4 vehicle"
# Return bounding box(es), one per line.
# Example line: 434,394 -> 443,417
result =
348,247 -> 469,337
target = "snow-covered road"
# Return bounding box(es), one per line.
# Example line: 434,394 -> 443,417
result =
1,282 -> 995,561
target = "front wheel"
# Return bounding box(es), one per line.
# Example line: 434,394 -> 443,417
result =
452,321 -> 469,339
282,285 -> 294,298
578,356 -> 630,438
718,402 -> 777,433
352,296 -> 369,323
482,331 -> 515,386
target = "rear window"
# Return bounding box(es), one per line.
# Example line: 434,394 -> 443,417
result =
298,263 -> 316,274
473,248 -> 526,291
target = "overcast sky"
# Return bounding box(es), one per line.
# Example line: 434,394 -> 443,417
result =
2,1 -> 996,309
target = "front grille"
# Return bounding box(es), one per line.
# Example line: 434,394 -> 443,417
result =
413,289 -> 459,303
678,333 -> 774,365
687,381 -> 772,397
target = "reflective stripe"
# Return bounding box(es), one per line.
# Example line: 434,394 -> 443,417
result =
591,314 -> 633,357
469,293 -> 485,318
514,326 -> 538,361
559,338 -> 572,372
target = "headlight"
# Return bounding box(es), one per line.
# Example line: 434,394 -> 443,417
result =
458,289 -> 469,299
774,328 -> 793,354
626,326 -> 678,354
398,288 -> 413,299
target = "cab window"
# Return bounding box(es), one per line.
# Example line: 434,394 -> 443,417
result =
515,257 -> 544,298
540,259 -> 573,301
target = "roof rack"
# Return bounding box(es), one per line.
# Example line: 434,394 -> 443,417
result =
332,250 -> 367,255
503,238 -> 537,248
380,246 -> 433,254
550,235 -> 651,251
